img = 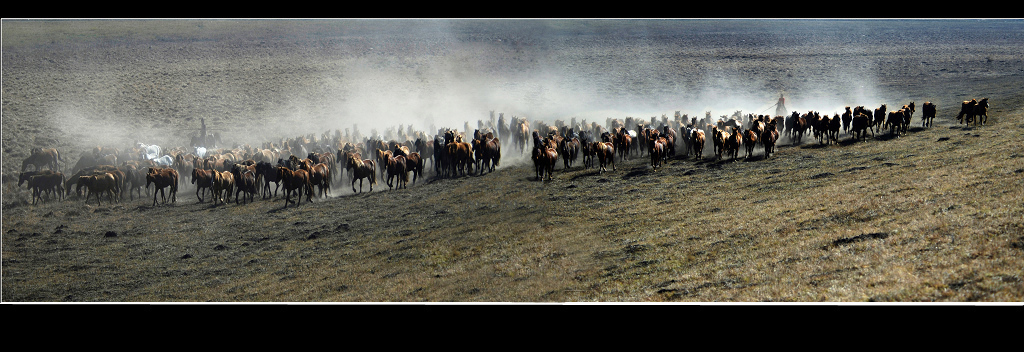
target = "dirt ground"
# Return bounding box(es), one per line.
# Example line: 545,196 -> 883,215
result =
3,19 -> 1023,303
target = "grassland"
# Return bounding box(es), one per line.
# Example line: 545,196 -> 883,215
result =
3,19 -> 1023,302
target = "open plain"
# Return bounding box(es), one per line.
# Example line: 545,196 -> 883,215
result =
3,19 -> 1023,302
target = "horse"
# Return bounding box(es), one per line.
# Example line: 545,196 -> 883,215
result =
874,104 -> 888,132
124,164 -> 149,201
27,172 -> 65,204
21,148 -> 62,173
386,154 -> 408,190
842,107 -> 853,135
404,152 -> 424,184
278,167 -> 312,207
615,127 -> 632,161
724,127 -> 742,160
692,129 -> 706,161
303,162 -> 331,198
744,128 -> 758,159
255,161 -> 282,199
559,137 -> 579,170
487,137 -> 502,172
146,168 -> 178,206
921,102 -> 936,127
761,122 -> 779,159
192,168 -> 215,203
346,153 -> 376,193
887,109 -> 906,137
649,136 -> 665,171
82,173 -> 118,206
538,148 -> 558,180
975,98 -> 990,125
851,113 -> 873,141
210,170 -> 235,205
593,141 -> 616,174
234,169 -> 258,204
414,138 -> 434,172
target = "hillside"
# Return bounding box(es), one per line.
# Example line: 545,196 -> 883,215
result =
3,19 -> 1023,302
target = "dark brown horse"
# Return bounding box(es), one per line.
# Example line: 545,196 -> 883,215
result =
404,152 -> 424,184
303,162 -> 331,198
921,102 -> 936,127
27,172 -> 64,204
761,122 -> 778,159
649,136 -> 665,170
974,98 -> 990,125
559,137 -> 579,170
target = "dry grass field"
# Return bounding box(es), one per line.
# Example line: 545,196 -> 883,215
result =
3,19 -> 1023,303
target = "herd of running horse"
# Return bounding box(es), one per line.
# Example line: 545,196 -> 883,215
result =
14,97 -> 989,207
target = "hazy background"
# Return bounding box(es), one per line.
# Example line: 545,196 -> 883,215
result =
4,19 -> 1022,164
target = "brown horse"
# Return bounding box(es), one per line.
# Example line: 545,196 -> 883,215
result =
692,129 -> 706,161
256,161 -> 282,198
615,127 -> 632,161
386,154 -> 408,190
724,127 -> 742,160
649,136 -> 665,171
559,137 -> 579,170
761,122 -> 779,159
234,169 -> 258,204
842,106 -> 853,135
82,173 -> 118,206
124,164 -> 149,201
346,153 -> 376,193
404,152 -> 423,184
593,141 -> 616,174
874,104 -> 887,131
278,167 -> 312,207
448,141 -> 473,177
377,149 -> 392,180
851,113 -> 873,141
303,162 -> 331,198
211,170 -> 235,205
921,102 -> 936,127
975,98 -> 990,125
887,109 -> 906,136
22,148 -> 62,173
27,172 -> 65,204
744,128 -> 758,159
540,147 -> 557,180
192,168 -> 215,203
146,168 -> 177,206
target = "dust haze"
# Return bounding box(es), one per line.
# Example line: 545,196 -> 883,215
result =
13,19 -> 889,158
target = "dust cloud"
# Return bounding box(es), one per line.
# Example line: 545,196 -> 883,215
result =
33,20 -> 892,160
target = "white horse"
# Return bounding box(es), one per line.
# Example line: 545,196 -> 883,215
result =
138,143 -> 162,160
152,155 -> 174,167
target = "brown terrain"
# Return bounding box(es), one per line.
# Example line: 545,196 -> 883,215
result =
2,19 -> 1023,302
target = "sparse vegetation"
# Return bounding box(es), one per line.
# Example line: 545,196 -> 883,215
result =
3,19 -> 1023,302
